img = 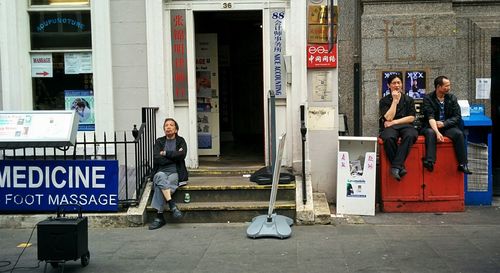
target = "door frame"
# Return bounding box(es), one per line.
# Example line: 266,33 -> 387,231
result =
162,0 -> 290,168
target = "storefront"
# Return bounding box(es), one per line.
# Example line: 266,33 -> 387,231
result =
1,0 -> 341,209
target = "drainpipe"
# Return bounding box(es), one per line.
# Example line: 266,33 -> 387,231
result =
353,0 -> 362,136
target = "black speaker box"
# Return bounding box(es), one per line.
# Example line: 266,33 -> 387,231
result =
37,216 -> 88,262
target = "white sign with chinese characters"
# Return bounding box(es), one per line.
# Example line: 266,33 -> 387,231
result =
270,9 -> 286,97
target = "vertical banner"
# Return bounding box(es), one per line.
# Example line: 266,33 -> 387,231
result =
65,90 -> 95,131
270,9 -> 285,98
171,10 -> 188,101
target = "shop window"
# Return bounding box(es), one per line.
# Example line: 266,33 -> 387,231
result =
29,6 -> 94,131
32,52 -> 93,111
30,11 -> 91,50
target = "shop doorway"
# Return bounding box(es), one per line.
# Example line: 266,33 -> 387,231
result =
194,11 -> 264,167
491,37 -> 500,194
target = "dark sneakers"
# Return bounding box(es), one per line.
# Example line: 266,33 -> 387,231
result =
423,160 -> 434,172
458,164 -> 472,174
171,206 -> 183,219
148,217 -> 166,230
399,167 -> 407,178
391,168 -> 401,181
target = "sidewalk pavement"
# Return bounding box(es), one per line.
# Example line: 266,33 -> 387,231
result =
1,204 -> 500,273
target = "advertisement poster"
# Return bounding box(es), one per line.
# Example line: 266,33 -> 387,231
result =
405,70 -> 426,99
64,90 -> 95,131
381,71 -> 403,97
346,179 -> 367,198
195,33 -> 219,155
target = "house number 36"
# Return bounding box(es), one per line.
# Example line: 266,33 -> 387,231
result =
222,3 -> 232,8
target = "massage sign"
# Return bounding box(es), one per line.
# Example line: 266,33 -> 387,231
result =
0,160 -> 119,212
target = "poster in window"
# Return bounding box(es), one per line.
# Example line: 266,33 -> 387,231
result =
381,71 -> 403,97
64,52 -> 93,74
64,90 -> 95,131
405,71 -> 426,99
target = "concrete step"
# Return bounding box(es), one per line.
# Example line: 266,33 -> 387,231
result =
171,176 -> 295,203
188,166 -> 263,177
147,176 -> 296,223
147,201 -> 295,223
313,192 -> 332,224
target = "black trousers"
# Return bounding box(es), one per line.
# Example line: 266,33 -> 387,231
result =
421,126 -> 467,165
379,124 -> 418,169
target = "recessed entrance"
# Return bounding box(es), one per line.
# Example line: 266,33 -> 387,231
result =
194,11 -> 264,167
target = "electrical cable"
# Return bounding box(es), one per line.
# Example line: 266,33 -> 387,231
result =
0,225 -> 41,273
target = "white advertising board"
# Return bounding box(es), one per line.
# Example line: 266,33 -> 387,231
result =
0,111 -> 78,148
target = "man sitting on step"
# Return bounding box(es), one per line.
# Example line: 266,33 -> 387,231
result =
149,118 -> 189,230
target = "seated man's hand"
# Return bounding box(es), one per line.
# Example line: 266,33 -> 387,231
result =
384,120 -> 395,128
436,132 -> 444,142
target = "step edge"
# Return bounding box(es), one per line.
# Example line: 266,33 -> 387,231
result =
147,201 -> 296,211
177,184 -> 296,190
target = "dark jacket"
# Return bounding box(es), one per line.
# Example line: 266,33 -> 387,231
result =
379,93 -> 416,131
152,135 -> 188,182
421,91 -> 462,130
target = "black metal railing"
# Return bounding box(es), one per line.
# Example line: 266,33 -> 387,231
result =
0,107 -> 158,208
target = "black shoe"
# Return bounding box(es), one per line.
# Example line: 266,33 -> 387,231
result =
148,217 -> 166,230
391,167 -> 401,181
423,161 -> 434,172
399,168 -> 407,178
171,206 -> 183,219
458,164 -> 472,174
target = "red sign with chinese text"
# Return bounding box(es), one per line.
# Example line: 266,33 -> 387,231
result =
171,10 -> 188,100
307,44 -> 337,68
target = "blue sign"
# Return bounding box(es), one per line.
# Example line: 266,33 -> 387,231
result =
470,104 -> 485,115
0,160 -> 119,212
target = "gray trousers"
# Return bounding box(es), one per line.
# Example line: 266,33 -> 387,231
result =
151,171 -> 179,212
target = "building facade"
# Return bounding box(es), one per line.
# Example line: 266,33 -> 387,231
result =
1,0 -> 499,209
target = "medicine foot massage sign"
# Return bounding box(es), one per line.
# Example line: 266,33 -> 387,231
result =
0,160 -> 119,212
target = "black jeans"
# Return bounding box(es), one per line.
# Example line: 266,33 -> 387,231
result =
379,124 -> 418,169
421,126 -> 467,165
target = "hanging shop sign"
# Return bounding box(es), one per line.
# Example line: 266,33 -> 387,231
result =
270,9 -> 285,98
0,160 -> 119,212
171,9 -> 188,101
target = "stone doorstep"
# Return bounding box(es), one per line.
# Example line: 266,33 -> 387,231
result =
312,192 -> 332,225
